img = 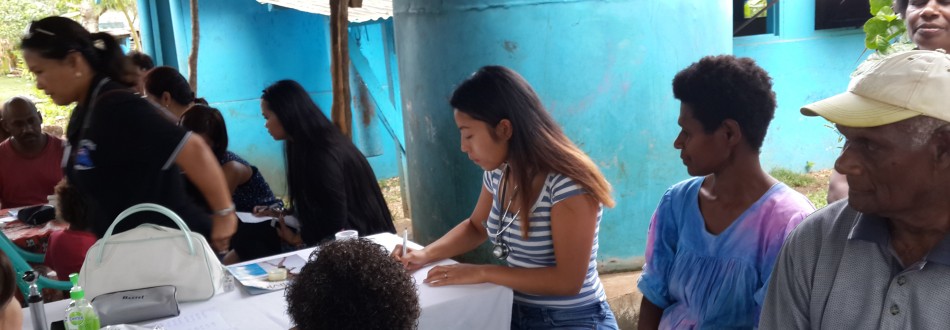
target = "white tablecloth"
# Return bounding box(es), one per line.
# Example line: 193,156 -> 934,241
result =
22,233 -> 512,329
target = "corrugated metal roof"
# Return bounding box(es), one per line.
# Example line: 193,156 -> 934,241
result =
257,0 -> 392,23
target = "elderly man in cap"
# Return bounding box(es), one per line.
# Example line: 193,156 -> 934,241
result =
759,49 -> 950,329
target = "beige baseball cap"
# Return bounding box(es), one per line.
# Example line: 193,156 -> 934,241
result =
801,49 -> 950,127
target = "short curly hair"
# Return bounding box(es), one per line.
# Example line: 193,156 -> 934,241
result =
672,55 -> 776,152
286,238 -> 420,330
55,180 -> 89,231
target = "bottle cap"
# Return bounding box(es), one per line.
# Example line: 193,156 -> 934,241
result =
69,287 -> 84,300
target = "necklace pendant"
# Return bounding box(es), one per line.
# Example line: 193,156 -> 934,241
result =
492,243 -> 510,260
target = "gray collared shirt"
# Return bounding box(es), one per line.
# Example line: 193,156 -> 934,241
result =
760,200 -> 950,329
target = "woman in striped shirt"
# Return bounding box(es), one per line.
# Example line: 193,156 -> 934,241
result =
395,66 -> 618,329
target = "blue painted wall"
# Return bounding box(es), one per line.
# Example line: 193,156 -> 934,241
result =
735,1 -> 867,173
140,0 -> 402,196
139,0 -> 868,268
394,0 -> 733,268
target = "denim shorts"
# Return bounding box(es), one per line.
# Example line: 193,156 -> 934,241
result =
511,300 -> 619,330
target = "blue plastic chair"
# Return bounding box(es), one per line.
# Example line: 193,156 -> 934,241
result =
0,231 -> 72,296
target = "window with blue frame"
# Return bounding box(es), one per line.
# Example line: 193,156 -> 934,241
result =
734,0 -> 778,37
815,0 -> 872,30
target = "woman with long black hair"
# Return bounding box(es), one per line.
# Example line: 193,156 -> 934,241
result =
20,16 -> 237,252
246,79 -> 395,256
394,66 -> 619,329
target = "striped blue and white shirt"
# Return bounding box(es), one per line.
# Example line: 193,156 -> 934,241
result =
483,169 -> 607,308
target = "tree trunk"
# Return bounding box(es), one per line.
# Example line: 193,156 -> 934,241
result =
188,0 -> 199,93
7,50 -> 18,74
119,5 -> 143,51
329,0 -> 353,139
80,0 -> 99,32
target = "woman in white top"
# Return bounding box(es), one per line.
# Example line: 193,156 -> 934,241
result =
394,66 -> 618,329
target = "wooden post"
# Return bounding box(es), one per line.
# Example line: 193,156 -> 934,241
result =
329,0 -> 362,139
188,0 -> 200,93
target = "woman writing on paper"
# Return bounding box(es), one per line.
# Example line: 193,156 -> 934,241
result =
394,66 -> 619,329
20,17 -> 237,252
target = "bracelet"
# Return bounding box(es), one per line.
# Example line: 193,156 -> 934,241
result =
212,204 -> 235,217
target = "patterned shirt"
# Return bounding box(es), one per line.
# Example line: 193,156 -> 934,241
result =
483,169 -> 607,308
218,151 -> 282,212
638,177 -> 814,329
760,200 -> 950,329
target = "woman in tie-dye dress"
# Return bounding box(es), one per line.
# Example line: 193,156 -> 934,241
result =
637,55 -> 816,329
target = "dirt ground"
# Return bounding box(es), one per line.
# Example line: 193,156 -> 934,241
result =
793,169 -> 832,208
379,177 -> 412,237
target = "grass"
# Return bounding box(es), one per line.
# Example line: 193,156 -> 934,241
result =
807,188 -> 828,209
0,75 -> 71,134
770,167 -> 829,209
770,168 -> 816,188
0,75 -> 34,102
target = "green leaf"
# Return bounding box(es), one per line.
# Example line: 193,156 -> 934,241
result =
870,0 -> 892,14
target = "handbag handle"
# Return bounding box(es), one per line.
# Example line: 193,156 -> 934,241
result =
96,203 -> 197,264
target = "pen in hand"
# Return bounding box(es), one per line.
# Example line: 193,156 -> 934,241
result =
402,228 -> 408,257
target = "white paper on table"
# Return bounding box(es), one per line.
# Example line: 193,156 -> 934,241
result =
281,215 -> 301,230
236,213 -> 300,231
0,216 -> 16,224
236,212 -> 272,224
146,309 -> 233,330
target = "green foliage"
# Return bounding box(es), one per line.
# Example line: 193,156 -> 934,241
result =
0,75 -> 70,131
807,188 -> 828,209
863,0 -> 910,54
770,167 -> 816,188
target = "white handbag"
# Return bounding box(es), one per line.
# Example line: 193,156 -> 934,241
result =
79,203 -> 225,302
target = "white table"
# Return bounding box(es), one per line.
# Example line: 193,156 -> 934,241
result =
22,233 -> 512,329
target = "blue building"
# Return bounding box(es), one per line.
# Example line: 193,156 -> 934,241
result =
138,0 -> 867,271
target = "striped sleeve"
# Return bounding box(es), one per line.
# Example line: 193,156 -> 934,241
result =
550,174 -> 588,205
483,170 -> 497,195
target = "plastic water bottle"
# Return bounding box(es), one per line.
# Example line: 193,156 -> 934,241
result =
23,270 -> 49,330
64,273 -> 100,330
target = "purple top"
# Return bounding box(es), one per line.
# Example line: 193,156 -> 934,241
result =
637,177 -> 815,329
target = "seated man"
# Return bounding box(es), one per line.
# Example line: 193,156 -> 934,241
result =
286,238 -> 420,330
0,96 -> 65,208
760,50 -> 950,328
0,110 -> 9,141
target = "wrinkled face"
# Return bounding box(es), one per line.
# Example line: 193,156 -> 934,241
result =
673,103 -> 729,176
454,110 -> 509,171
261,100 -> 287,141
906,0 -> 950,51
1,102 -> 43,147
23,50 -> 83,106
835,121 -> 937,215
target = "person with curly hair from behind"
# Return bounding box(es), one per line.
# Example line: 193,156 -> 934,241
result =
286,238 -> 420,330
636,55 -> 815,329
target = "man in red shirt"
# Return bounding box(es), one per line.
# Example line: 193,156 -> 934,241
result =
0,97 -> 65,208
0,110 -> 9,142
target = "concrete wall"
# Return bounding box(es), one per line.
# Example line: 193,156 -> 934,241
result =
735,1 -> 867,172
140,0 -> 402,196
139,0 -> 867,267
394,0 -> 733,267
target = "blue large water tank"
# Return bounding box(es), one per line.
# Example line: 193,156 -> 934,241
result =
395,0 -> 732,268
